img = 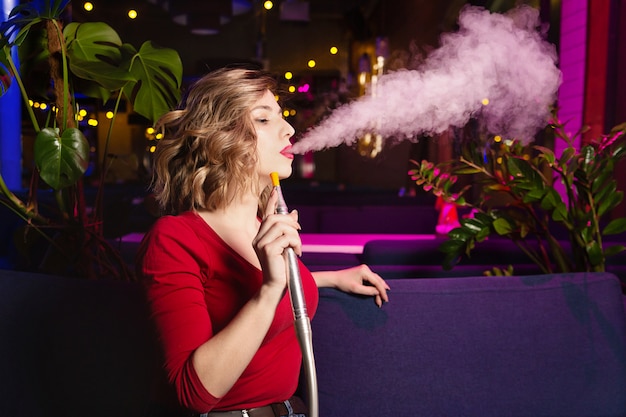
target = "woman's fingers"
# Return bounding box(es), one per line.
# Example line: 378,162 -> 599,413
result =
254,212 -> 302,256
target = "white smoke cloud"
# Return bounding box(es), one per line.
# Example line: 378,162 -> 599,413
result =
291,5 -> 562,154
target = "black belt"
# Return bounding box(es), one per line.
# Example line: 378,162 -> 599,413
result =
204,396 -> 307,417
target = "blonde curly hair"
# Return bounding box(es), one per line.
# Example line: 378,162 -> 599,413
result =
151,67 -> 279,215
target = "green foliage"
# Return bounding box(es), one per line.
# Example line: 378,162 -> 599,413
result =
0,1 -> 183,279
408,115 -> 626,275
34,127 -> 89,190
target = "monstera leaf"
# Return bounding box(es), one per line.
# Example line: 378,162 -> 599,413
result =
121,41 -> 183,123
0,0 -> 70,43
64,21 -> 131,96
34,127 -> 90,190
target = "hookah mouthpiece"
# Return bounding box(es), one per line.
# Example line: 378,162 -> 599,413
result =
270,172 -> 289,215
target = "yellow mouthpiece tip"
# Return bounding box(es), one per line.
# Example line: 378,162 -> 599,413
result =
270,172 -> 280,187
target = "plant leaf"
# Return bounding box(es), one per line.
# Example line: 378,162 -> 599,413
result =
0,45 -> 12,95
453,167 -> 482,175
586,241 -> 603,266
460,218 -> 485,233
540,188 -> 558,210
0,0 -> 70,41
551,201 -> 569,222
604,245 -> 626,258
522,188 -> 544,203
121,41 -> 182,123
598,191 -> 623,217
64,22 -> 132,91
492,217 -> 513,235
603,218 -> 626,235
534,145 -> 555,164
34,127 -> 89,190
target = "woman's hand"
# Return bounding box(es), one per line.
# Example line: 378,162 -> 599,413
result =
313,265 -> 390,307
253,189 -> 302,290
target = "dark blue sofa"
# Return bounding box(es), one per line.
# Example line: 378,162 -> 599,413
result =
0,269 -> 180,417
1,269 -> 625,416
312,272 -> 626,416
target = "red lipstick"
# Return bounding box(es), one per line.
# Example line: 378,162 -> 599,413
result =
280,145 -> 295,159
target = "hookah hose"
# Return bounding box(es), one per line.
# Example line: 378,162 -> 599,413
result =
270,172 -> 318,417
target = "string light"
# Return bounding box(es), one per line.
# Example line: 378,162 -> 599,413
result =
284,71 -> 293,80
128,9 -> 138,19
307,59 -> 316,68
83,2 -> 94,12
264,1 -> 273,10
482,98 -> 490,105
330,46 -> 338,55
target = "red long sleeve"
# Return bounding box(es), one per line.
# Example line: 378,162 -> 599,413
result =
137,211 -> 318,413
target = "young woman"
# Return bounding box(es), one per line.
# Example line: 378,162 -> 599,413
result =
137,67 -> 390,416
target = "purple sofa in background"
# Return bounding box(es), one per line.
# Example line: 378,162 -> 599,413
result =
310,272 -> 626,417
2,270 -> 625,416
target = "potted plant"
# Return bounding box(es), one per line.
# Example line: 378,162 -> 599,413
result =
408,114 -> 626,276
0,0 -> 183,279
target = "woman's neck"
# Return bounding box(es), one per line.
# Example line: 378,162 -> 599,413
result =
200,191 -> 262,234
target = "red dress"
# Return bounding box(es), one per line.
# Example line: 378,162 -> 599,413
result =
138,211 -> 319,413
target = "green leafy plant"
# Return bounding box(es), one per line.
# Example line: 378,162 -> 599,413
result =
0,0 -> 182,279
409,115 -> 626,276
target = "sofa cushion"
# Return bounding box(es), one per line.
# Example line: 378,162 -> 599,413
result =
0,270 -> 174,417
311,272 -> 626,417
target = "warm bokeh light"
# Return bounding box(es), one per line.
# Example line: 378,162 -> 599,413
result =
149,145 -> 157,153
128,9 -> 138,19
33,102 -> 40,108
155,133 -> 164,139
87,119 -> 98,127
39,103 -> 48,110
105,111 -> 114,119
307,59 -> 316,68
283,109 -> 290,118
330,46 -> 338,55
284,71 -> 293,80
79,109 -> 87,117
290,109 -> 296,116
288,85 -> 296,93
494,135 -> 502,142
496,157 -> 503,164
83,2 -> 94,12
264,1 -> 273,10
146,127 -> 155,135
482,98 -> 490,105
